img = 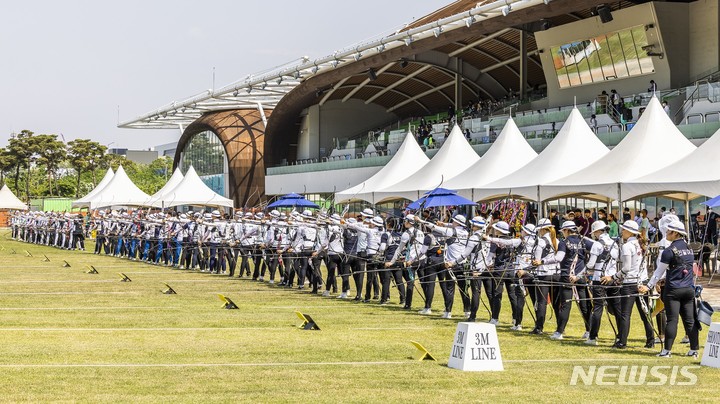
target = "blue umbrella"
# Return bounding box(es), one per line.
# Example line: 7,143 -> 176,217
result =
702,195 -> 720,208
407,188 -> 476,210
267,193 -> 320,209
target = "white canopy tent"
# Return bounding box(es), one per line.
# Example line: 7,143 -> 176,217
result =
0,184 -> 28,210
623,127 -> 720,200
72,168 -> 114,208
162,166 -> 234,208
474,108 -> 609,202
335,132 -> 430,204
145,167 -> 185,208
373,125 -> 480,202
541,97 -> 697,202
85,165 -> 152,209
442,118 -> 537,201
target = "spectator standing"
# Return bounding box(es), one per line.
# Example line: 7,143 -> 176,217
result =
590,114 -> 598,133
662,101 -> 671,116
639,209 -> 650,239
608,213 -> 619,238
648,80 -> 657,94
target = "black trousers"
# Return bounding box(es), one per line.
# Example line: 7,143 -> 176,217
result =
634,294 -> 656,343
481,271 -> 504,321
364,260 -> 380,300
325,254 -> 341,292
574,281 -> 592,332
379,266 -> 405,303
616,284 -> 639,346
467,277 -> 483,322
504,278 -> 524,326
588,281 -> 620,340
552,278 -> 573,334
529,275 -> 552,332
349,255 -> 364,298
337,255 -> 352,293
662,287 -> 701,351
422,257 -> 442,310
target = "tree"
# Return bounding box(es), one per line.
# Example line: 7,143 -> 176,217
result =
0,147 -> 17,187
6,130 -> 35,198
67,139 -> 106,197
34,134 -> 67,196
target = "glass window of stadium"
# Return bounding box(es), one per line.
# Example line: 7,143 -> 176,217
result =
179,130 -> 230,198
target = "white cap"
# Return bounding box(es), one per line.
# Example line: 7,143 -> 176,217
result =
371,216 -> 384,227
302,210 -> 313,219
452,214 -> 467,227
521,223 -> 536,235
536,218 -> 552,229
561,221 -> 577,231
470,216 -> 486,228
591,220 -> 608,233
666,220 -> 687,236
404,214 -> 416,223
361,208 -> 374,218
270,210 -> 281,218
492,221 -> 510,235
619,220 -> 640,235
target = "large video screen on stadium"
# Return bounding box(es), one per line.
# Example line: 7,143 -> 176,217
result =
551,25 -> 655,88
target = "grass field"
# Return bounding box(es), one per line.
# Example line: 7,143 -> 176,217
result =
0,231 -> 718,402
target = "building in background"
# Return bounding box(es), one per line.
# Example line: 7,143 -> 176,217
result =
119,0 -> 719,209
108,148 -> 159,165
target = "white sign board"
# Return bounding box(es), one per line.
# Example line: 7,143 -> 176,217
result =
701,322 -> 720,368
448,322 -> 503,371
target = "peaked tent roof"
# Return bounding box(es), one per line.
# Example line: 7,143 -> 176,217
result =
86,165 -> 152,209
145,167 -> 185,208
623,127 -> 720,200
163,166 -> 234,208
475,108 -> 609,201
373,125 -> 480,202
442,118 -> 537,200
335,132 -> 430,204
0,184 -> 27,210
72,168 -> 114,208
542,97 -> 696,201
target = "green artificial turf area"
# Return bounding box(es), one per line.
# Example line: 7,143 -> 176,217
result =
0,231 -> 718,403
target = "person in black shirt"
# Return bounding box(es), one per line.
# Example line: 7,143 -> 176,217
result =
378,219 -> 405,305
641,221 -> 700,357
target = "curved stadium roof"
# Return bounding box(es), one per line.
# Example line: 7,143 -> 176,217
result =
119,0 -> 642,131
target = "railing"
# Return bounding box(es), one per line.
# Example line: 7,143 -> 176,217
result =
684,110 -> 720,125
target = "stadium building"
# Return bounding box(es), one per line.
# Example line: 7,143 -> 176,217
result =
119,0 -> 720,217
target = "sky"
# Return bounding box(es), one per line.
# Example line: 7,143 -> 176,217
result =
0,0 -> 448,150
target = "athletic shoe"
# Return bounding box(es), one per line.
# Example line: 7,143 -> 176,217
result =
379,300 -> 388,306
550,332 -> 564,340
582,331 -> 590,339
354,296 -> 361,301
657,349 -> 672,358
418,308 -> 431,315
362,299 -> 370,303
681,336 -> 690,344
337,292 -> 348,299
321,291 -> 330,297
585,339 -> 598,346
654,337 -> 664,344
611,342 -> 626,350
268,280 -> 275,285
373,295 -> 379,300
440,311 -> 451,319
464,312 -> 471,319
687,350 -> 699,359
399,299 -> 405,306
644,339 -> 655,349
511,325 -> 523,331
489,319 -> 499,325
530,328 -> 544,335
